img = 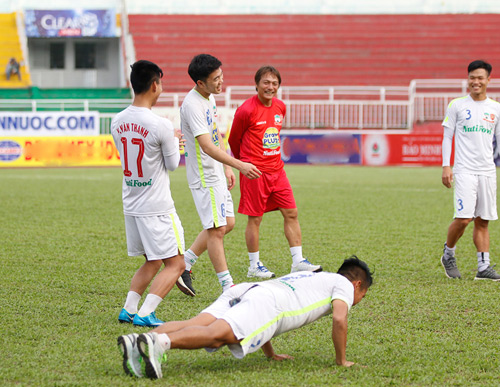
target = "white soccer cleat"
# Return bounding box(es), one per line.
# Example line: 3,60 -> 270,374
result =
117,333 -> 143,377
247,262 -> 275,279
291,259 -> 322,273
137,332 -> 166,379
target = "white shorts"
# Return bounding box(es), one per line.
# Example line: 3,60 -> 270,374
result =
201,283 -> 278,359
190,184 -> 234,229
124,213 -> 185,260
454,173 -> 498,220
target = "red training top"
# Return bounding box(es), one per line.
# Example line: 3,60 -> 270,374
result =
228,95 -> 286,174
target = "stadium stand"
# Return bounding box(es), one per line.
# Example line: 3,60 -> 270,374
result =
128,14 -> 500,93
0,13 -> 30,88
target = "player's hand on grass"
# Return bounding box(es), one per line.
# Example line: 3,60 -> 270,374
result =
240,161 -> 262,179
269,354 -> 294,361
442,166 -> 453,188
337,360 -> 355,367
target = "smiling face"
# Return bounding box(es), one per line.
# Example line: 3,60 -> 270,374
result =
196,68 -> 224,98
468,68 -> 490,101
256,72 -> 280,107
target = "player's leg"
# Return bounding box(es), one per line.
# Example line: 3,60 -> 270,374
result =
441,173 -> 476,279
473,175 -> 500,280
206,225 -> 234,291
245,215 -> 274,278
133,214 -> 186,326
119,215 -> 162,324
137,319 -> 238,379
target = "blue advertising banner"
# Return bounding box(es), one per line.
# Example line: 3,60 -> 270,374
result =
25,9 -> 116,37
280,133 -> 361,164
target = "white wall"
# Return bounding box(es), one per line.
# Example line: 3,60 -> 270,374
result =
2,0 -> 500,14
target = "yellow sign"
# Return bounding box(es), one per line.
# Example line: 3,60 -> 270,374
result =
0,135 -> 121,167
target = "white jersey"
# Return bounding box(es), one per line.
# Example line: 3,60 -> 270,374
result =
180,89 -> 225,188
256,271 -> 354,335
111,106 -> 180,216
442,95 -> 500,177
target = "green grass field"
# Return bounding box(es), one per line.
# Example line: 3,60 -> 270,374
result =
1,165 -> 500,386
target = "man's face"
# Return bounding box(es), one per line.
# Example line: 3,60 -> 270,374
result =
468,68 -> 490,100
201,68 -> 224,95
256,72 -> 280,105
352,284 -> 367,306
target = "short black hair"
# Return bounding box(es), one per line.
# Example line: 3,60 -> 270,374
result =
130,60 -> 163,95
188,54 -> 222,84
468,60 -> 492,76
337,255 -> 373,289
255,65 -> 282,85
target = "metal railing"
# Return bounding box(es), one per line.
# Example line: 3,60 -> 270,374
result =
3,80 -> 500,131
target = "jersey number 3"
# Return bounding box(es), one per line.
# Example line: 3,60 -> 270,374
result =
121,137 -> 144,177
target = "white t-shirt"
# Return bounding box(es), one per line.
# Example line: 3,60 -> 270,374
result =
180,89 -> 225,188
111,106 -> 180,216
442,95 -> 500,177
257,271 -> 354,335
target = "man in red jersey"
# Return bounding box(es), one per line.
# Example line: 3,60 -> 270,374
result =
228,66 -> 322,278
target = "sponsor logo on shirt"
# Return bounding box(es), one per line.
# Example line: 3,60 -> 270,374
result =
462,124 -> 492,135
262,127 -> 280,150
212,123 -> 219,146
206,109 -> 212,126
256,121 -> 266,125
125,178 -> 152,187
484,112 -> 496,123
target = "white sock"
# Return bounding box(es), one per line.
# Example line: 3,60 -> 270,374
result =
217,270 -> 234,291
444,243 -> 456,260
477,252 -> 490,272
137,294 -> 163,317
123,291 -> 141,314
290,246 -> 303,266
184,249 -> 199,271
248,252 -> 260,268
158,333 -> 171,351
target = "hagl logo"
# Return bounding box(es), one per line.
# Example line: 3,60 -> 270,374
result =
274,114 -> 283,124
484,112 -> 495,123
0,140 -> 22,162
262,127 -> 280,149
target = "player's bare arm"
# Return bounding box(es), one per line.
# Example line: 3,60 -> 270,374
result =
197,133 -> 262,179
261,341 -> 294,361
217,130 -> 236,190
442,166 -> 453,188
331,299 -> 354,367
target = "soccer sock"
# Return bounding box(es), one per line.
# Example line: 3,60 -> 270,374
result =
290,246 -> 304,266
443,243 -> 456,260
123,291 -> 141,314
137,294 -> 163,317
157,333 -> 171,351
184,249 -> 199,271
217,270 -> 234,291
477,252 -> 490,272
248,251 -> 260,268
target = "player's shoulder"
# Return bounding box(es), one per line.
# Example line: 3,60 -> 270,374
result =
447,95 -> 469,109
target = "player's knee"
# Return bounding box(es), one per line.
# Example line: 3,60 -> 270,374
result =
225,217 -> 235,234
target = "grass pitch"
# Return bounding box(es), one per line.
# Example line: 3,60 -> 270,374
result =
1,165 -> 499,386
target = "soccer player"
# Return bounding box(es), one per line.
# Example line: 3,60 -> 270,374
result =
228,65 -> 322,278
112,60 -> 187,327
118,256 -> 373,378
178,54 -> 262,294
440,60 -> 500,281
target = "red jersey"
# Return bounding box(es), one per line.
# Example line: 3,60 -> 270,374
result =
229,95 -> 286,174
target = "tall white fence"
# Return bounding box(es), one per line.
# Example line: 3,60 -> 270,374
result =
2,80 -> 500,132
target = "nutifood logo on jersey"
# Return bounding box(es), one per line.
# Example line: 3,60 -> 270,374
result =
125,179 -> 152,187
263,127 -> 280,149
462,124 -> 492,135
483,112 -> 496,123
